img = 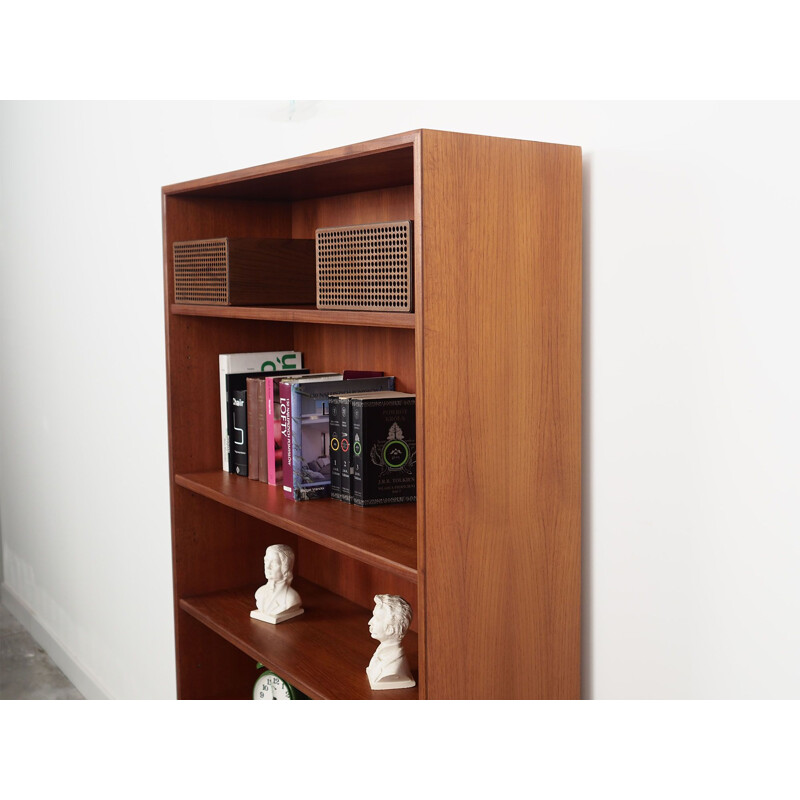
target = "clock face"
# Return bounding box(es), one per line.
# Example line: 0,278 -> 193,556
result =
253,671 -> 296,700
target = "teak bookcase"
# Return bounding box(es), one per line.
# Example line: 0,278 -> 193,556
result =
162,129 -> 582,700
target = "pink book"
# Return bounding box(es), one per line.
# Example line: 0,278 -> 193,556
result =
265,376 -> 283,485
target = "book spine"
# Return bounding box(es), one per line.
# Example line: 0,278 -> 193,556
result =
290,384 -> 304,500
280,381 -> 292,494
226,374 -> 237,473
246,378 -> 260,480
218,351 -> 303,473
257,378 -> 268,483
328,397 -> 342,500
291,383 -> 300,498
265,377 -> 279,485
232,389 -> 248,477
340,398 -> 352,503
351,397 -> 364,506
357,397 -> 417,506
220,355 -> 230,471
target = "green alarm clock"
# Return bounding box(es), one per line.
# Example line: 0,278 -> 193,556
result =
253,665 -> 302,700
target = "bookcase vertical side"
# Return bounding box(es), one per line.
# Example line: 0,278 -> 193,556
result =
418,131 -> 582,699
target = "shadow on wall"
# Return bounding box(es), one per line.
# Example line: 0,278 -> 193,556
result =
581,153 -> 592,700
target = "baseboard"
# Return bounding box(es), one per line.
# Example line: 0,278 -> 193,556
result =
1,583 -> 111,700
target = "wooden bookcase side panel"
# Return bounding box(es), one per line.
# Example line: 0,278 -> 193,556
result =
418,131 -> 582,699
411,135 -> 426,694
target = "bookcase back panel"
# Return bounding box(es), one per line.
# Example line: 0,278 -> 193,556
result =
295,541 -> 418,634
293,324 -> 416,394
291,185 -> 414,238
177,611 -> 261,699
164,196 -> 292,306
172,489 -> 297,599
166,317 -> 294,474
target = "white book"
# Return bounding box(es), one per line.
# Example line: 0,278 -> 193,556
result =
219,351 -> 303,471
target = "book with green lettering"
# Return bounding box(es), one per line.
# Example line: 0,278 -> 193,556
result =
219,351 -> 303,472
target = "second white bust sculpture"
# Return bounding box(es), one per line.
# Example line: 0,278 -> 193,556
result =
366,594 -> 415,690
250,544 -> 304,625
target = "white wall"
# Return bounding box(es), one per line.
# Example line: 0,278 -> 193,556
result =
1,101 -> 798,699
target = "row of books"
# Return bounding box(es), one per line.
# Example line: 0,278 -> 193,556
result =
219,350 -> 416,505
328,391 -> 416,506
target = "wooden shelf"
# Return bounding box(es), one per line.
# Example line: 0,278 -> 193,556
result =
175,471 -> 417,582
170,303 -> 415,329
180,578 -> 419,700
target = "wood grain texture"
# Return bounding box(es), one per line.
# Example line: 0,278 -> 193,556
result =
292,185 -> 414,236
170,304 -> 415,329
296,541 -> 418,633
181,580 -> 419,700
164,316 -> 294,475
225,238 -> 316,305
418,131 -> 582,699
169,487 -> 299,697
294,323 -> 416,395
176,611 -> 263,699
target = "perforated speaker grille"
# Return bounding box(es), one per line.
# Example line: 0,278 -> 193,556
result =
316,221 -> 413,312
173,239 -> 228,304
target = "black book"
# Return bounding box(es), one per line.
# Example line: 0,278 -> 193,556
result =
340,396 -> 353,503
350,392 -> 416,506
231,389 -> 249,476
328,397 -> 343,501
331,391 -> 374,503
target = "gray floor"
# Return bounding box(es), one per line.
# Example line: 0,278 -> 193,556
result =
0,602 -> 84,700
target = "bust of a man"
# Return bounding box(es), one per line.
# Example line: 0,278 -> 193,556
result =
250,544 -> 304,625
366,594 -> 415,690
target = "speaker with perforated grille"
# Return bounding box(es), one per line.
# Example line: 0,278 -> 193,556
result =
315,221 -> 413,312
173,238 -> 316,306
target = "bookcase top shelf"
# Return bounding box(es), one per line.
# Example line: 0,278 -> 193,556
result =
170,303 -> 416,329
162,130 -> 419,201
175,471 -> 418,582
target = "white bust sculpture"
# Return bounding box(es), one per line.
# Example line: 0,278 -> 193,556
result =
366,594 -> 415,690
250,544 -> 304,624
